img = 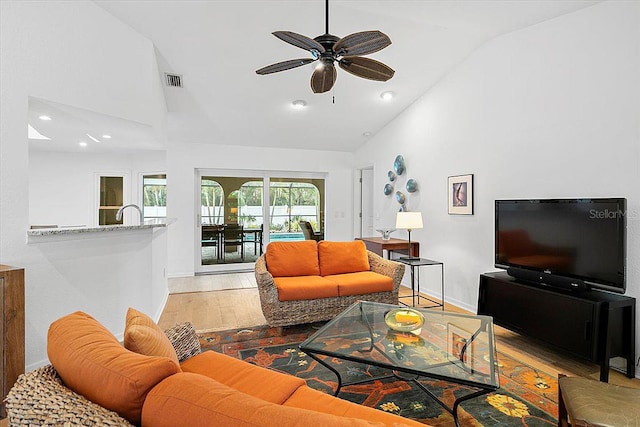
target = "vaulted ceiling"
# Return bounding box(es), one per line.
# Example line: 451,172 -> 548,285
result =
32,1 -> 601,152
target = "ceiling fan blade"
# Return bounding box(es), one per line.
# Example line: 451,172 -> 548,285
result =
273,31 -> 325,54
256,58 -> 316,75
310,62 -> 337,93
333,31 -> 391,57
339,56 -> 395,81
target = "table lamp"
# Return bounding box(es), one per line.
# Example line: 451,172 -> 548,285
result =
395,211 -> 423,260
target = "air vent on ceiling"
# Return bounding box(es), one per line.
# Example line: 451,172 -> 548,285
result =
164,73 -> 183,88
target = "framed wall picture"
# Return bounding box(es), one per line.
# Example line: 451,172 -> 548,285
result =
448,174 -> 474,215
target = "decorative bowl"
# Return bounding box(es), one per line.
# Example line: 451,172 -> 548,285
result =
388,170 -> 396,182
384,308 -> 424,333
376,228 -> 396,240
383,183 -> 393,195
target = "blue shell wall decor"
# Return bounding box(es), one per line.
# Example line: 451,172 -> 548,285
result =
383,183 -> 393,196
388,170 -> 396,182
395,191 -> 406,205
393,155 -> 405,176
406,179 -> 418,193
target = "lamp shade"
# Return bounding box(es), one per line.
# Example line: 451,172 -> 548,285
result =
395,211 -> 423,230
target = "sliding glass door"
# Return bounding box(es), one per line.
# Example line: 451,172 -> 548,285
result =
198,174 -> 264,270
196,170 -> 325,274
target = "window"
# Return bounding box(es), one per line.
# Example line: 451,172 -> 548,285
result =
201,179 -> 224,225
142,174 -> 166,220
98,176 -> 123,225
269,180 -> 323,239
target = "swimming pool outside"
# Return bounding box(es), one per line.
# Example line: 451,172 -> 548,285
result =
269,232 -> 304,241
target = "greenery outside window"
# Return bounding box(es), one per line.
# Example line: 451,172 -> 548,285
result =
143,174 -> 166,220
201,179 -> 224,224
269,180 -> 323,235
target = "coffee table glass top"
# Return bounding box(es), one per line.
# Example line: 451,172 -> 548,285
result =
299,301 -> 499,389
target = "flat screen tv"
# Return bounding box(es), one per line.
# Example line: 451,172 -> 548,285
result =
495,198 -> 626,293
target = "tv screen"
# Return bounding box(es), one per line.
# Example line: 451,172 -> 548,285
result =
495,198 -> 626,293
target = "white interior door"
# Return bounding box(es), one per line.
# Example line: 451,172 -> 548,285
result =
360,168 -> 374,237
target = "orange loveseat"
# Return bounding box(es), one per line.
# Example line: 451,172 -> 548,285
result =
255,240 -> 405,327
5,309 -> 425,427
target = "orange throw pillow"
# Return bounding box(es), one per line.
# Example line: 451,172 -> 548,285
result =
318,240 -> 370,276
265,240 -> 320,277
47,311 -> 180,425
124,307 -> 180,366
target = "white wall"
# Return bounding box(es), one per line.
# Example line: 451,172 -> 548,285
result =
4,0 -> 639,371
29,150 -> 165,227
0,1 -> 169,369
166,141 -> 354,277
356,1 -> 640,364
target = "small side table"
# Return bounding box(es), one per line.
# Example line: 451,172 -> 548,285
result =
396,258 -> 444,310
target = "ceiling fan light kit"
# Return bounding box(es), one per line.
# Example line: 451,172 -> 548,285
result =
256,0 -> 394,94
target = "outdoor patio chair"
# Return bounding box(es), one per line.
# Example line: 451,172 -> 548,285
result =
223,224 -> 245,261
202,225 -> 222,260
300,220 -> 323,242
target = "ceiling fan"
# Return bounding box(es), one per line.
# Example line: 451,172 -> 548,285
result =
256,0 -> 395,94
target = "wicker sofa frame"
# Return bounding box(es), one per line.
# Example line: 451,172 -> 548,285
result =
254,250 -> 404,327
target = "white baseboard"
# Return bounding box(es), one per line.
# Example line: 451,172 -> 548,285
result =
168,271 -> 194,279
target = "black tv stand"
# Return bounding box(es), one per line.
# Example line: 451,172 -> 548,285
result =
478,272 -> 635,382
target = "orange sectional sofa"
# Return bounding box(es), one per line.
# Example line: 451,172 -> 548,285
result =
5,309 -> 425,427
255,240 -> 405,326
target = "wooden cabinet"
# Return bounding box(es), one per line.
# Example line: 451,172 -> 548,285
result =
0,265 -> 24,418
478,272 -> 635,382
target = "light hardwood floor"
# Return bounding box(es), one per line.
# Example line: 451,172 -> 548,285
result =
159,273 -> 640,388
159,272 -> 265,332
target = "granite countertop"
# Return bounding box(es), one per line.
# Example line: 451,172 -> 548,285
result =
27,218 -> 176,237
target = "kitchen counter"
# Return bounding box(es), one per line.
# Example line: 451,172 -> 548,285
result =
26,218 -> 176,242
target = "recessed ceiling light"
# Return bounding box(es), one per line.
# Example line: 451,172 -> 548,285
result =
292,100 -> 307,109
38,115 -> 52,121
79,141 -> 88,147
102,134 -> 112,139
362,131 -> 372,137
86,133 -> 100,143
380,91 -> 394,101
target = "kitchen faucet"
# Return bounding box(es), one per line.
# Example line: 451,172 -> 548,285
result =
116,204 -> 144,225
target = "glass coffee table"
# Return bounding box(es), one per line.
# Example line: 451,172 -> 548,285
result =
299,301 -> 499,427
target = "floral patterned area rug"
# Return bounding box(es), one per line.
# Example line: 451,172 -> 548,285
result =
199,324 -> 558,427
